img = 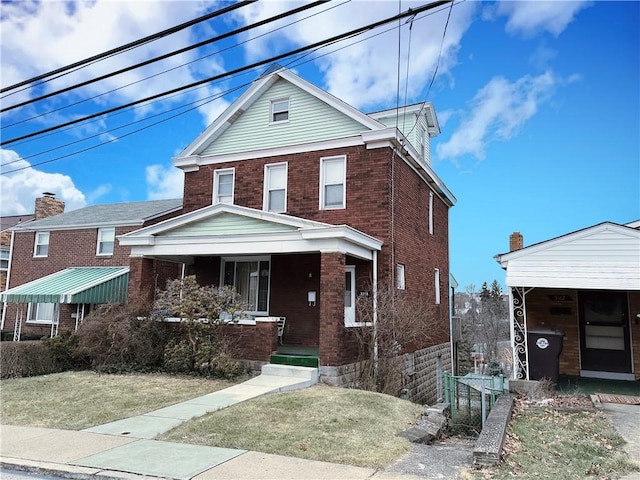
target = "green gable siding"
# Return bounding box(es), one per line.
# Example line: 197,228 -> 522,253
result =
201,79 -> 367,156
162,213 -> 299,237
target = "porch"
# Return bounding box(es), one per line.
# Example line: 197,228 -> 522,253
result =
119,203 -> 383,368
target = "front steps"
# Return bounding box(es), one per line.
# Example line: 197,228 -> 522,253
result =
269,353 -> 319,368
260,363 -> 319,390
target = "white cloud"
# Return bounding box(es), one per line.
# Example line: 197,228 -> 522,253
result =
1,0 -> 222,127
486,1 -> 591,38
233,1 -> 477,110
436,72 -> 556,161
146,163 -> 184,200
0,149 -> 86,215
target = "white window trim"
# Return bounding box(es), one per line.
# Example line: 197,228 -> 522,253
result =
27,302 -> 58,325
396,264 -> 406,290
96,227 -> 115,256
319,155 -> 346,210
263,162 -> 288,213
344,265 -> 371,327
34,231 -> 50,258
220,255 -> 271,316
434,268 -> 441,305
213,168 -> 235,205
270,98 -> 290,124
429,191 -> 434,235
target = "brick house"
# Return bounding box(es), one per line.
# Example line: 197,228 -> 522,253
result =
1,198 -> 182,338
495,221 -> 640,382
118,67 -> 457,399
2,67 -> 456,402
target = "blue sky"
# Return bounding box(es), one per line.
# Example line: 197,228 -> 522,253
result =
1,1 -> 638,291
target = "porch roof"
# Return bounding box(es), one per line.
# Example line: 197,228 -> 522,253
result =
505,260 -> 640,290
0,267 -> 129,304
119,203 -> 383,262
496,222 -> 640,290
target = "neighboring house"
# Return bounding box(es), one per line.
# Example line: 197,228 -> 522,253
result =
495,222 -> 640,382
0,197 -> 182,338
118,67 -> 456,401
1,202 -> 39,293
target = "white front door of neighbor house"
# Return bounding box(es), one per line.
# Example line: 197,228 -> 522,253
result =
345,266 -> 356,325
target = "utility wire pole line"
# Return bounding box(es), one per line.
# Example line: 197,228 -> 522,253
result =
0,0 -> 256,95
1,0 -> 452,148
1,1 -> 325,113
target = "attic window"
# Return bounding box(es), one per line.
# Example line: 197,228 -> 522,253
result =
270,98 -> 289,123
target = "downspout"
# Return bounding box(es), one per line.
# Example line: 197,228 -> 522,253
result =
1,229 -> 16,330
373,250 -> 378,374
449,284 -> 455,374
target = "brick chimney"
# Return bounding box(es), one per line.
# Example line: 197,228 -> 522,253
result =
509,231 -> 523,252
35,192 -> 65,220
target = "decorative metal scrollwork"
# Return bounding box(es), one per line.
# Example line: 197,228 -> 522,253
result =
510,287 -> 532,380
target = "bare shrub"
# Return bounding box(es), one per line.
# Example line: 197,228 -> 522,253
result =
0,341 -> 60,378
155,276 -> 248,379
74,296 -> 170,371
352,284 -> 447,396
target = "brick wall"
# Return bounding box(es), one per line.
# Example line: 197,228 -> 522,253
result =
270,253 -> 320,346
220,320 -> 278,362
524,288 -> 580,376
181,144 -> 451,350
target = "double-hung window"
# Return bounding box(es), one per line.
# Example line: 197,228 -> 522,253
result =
270,98 -> 289,123
34,231 -> 49,257
0,248 -> 9,271
320,156 -> 346,210
213,168 -> 235,204
222,257 -> 270,315
264,163 -> 287,213
28,302 -> 57,324
97,227 -> 115,255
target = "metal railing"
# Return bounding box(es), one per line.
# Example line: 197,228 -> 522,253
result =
444,372 -> 506,437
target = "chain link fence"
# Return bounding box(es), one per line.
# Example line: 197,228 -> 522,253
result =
444,372 -> 507,437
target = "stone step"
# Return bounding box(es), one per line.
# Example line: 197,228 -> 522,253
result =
262,363 -> 319,383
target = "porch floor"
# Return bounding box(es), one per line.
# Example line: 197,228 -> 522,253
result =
557,375 -> 640,396
271,345 -> 319,368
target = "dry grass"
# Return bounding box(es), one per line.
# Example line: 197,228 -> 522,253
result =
0,370 -> 240,430
467,395 -> 640,479
160,384 -> 424,468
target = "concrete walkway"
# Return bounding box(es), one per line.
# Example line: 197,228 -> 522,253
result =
0,365 -> 423,480
592,396 -> 640,480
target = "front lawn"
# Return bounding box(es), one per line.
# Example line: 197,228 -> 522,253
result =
466,396 -> 639,479
0,371 -> 238,430
160,384 -> 424,468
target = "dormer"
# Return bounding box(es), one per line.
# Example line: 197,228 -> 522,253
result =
368,103 -> 440,164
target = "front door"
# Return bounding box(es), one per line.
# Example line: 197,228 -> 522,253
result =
344,266 -> 356,325
578,290 -> 632,373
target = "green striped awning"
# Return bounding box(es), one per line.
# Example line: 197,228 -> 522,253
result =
0,267 -> 129,304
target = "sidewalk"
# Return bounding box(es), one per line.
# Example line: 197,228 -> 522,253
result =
1,366 -> 423,480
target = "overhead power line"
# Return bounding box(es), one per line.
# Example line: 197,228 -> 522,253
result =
2,0 -> 346,128
2,2 -> 454,174
1,1 -> 326,113
1,0 -> 452,148
0,0 -> 256,96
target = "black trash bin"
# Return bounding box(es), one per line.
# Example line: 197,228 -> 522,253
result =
527,329 -> 563,384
